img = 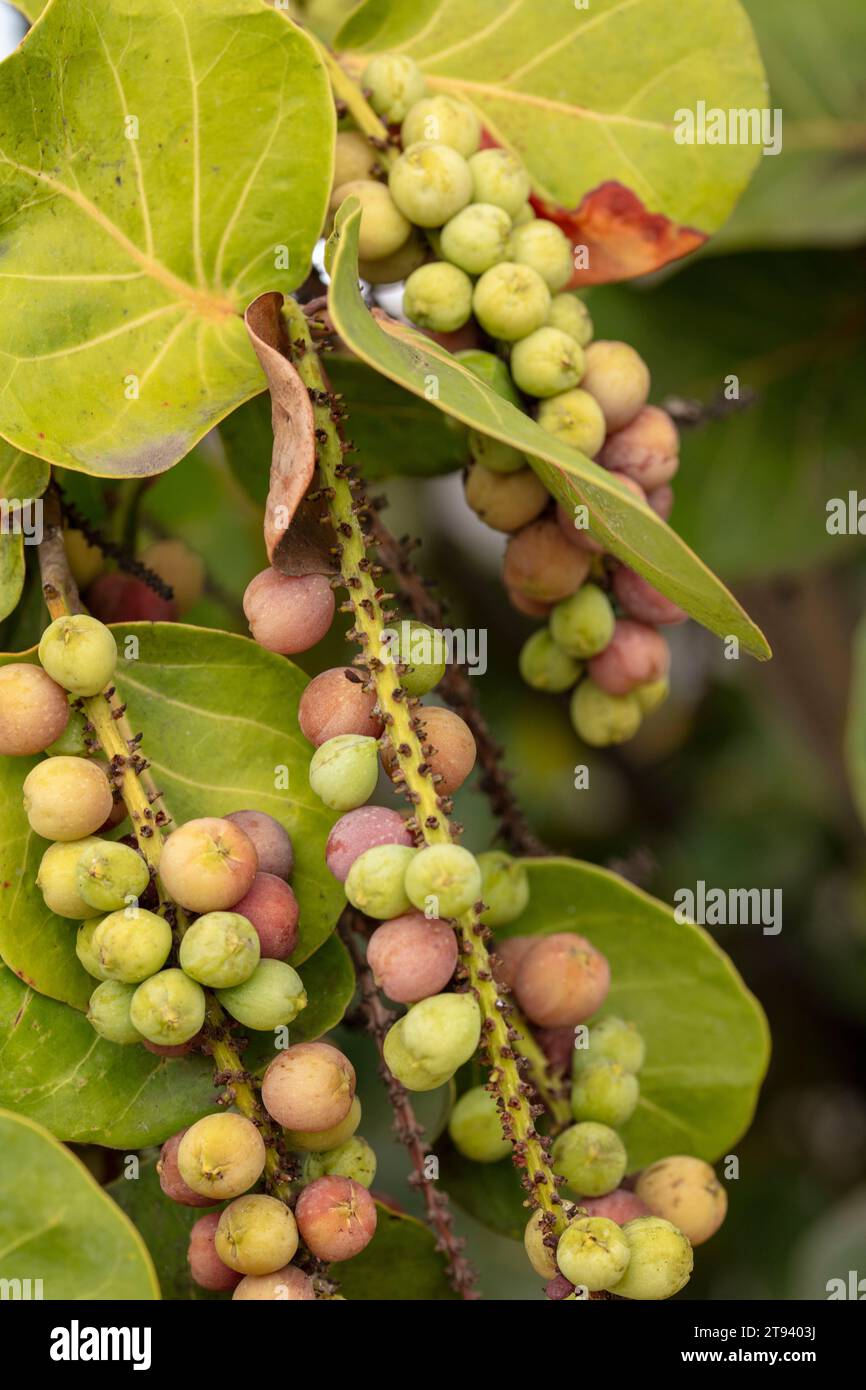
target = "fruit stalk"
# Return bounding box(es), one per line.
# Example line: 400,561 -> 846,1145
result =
315,41 -> 396,167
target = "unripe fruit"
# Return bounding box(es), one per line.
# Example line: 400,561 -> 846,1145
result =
215,1194 -> 299,1276
448,1085 -> 511,1162
383,705 -> 477,797
518,629 -> 581,694
45,705 -> 89,757
405,843 -> 482,919
284,1094 -> 362,1153
91,907 -> 172,983
64,526 -> 103,589
179,910 -> 260,988
491,935 -> 535,992
159,817 -> 258,912
503,519 -> 591,604
359,231 -> 428,285
597,405 -> 679,490
477,850 -> 530,927
231,873 -> 299,961
575,1015 -> 646,1074
441,202 -> 511,275
389,142 -> 472,227
302,1135 -> 377,1189
177,1112 -> 267,1201
634,1156 -> 727,1246
556,1216 -> 631,1291
571,1060 -> 639,1127
261,1041 -> 356,1133
86,572 -> 177,623
325,805 -> 414,883
87,980 -> 141,1045
468,430 -> 525,474
38,614 -> 117,697
464,461 -> 548,533
381,619 -> 448,697
581,341 -> 650,432
37,837 -> 101,918
401,95 -> 480,158
298,667 -> 383,747
548,293 -> 593,347
0,664 -> 71,755
23,756 -> 113,841
309,733 -> 380,812
472,262 -> 551,341
570,679 -> 642,746
458,350 -> 522,404
333,129 -> 378,188
188,1211 -> 242,1292
468,148 -> 530,218
331,179 -> 411,260
295,1175 -> 377,1261
224,810 -> 293,880
549,583 -> 615,659
577,1188 -> 650,1225
611,565 -> 687,626
141,539 -> 205,615
362,54 -> 426,123
76,840 -> 150,912
588,619 -> 670,697
404,261 -> 474,332
385,991 -> 481,1092
130,968 -> 207,1046
524,1210 -> 558,1278
607,1215 -> 693,1300
233,1266 -> 315,1301
552,1121 -> 627,1197
507,220 -> 574,292
243,568 -> 335,655
510,326 -> 584,399
157,1130 -> 218,1208
513,932 -> 610,1028
344,843 -> 416,920
635,676 -> 669,714
537,387 -> 606,457
216,958 -> 307,1031
75,918 -> 110,980
367,912 -> 457,1005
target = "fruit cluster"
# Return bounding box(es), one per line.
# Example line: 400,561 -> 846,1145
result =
330,53 -> 686,748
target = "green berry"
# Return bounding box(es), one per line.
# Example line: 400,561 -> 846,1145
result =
330,179 -> 411,260
550,584 -> 615,659
178,1112 -> 266,1201
551,1121 -> 627,1197
45,706 -> 89,757
574,1016 -> 646,1074
309,734 -> 380,812
75,918 -> 110,980
383,992 -> 481,1091
468,148 -> 530,218
333,129 -> 378,187
548,293 -> 593,347
510,326 -> 584,399
284,1095 -> 362,1153
512,202 -> 535,227
344,843 -> 416,920
38,614 -> 117,697
404,843 -> 482,919
518,630 -> 581,694
401,94 -> 480,157
440,202 -> 511,275
23,756 -> 113,841
570,679 -> 642,747
607,1215 -> 693,1300
571,1060 -> 639,1127
87,980 -> 142,1045
389,142 -> 472,227
91,907 -> 172,984
403,261 -> 473,332
468,430 -> 525,475
359,232 -> 427,285
216,959 -> 307,1031
362,54 -> 426,123
477,850 -> 530,927
464,461 -> 548,533
537,388 -> 606,457
448,1085 -> 511,1163
556,1216 -> 631,1291
507,220 -> 574,292
302,1135 -> 377,1189
36,837 -> 101,918
76,840 -> 150,913
473,262 -> 551,342
456,350 -> 522,407
215,1193 -> 299,1276
130,968 -> 207,1046
179,911 -> 261,989
381,619 -> 447,696
635,677 -> 669,714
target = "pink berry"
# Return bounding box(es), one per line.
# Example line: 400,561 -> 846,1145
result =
503,519 -> 591,604
157,1130 -> 216,1208
326,806 -> 414,883
577,1189 -> 650,1224
491,936 -> 535,992
295,1176 -> 377,1262
588,619 -> 670,696
598,406 -> 679,492
225,810 -> 294,879
612,567 -> 687,627
506,585 -> 554,619
647,484 -> 674,521
243,568 -> 335,655
188,1211 -> 242,1292
367,912 -> 458,1004
513,932 -> 610,1029
536,1025 -> 577,1075
0,664 -> 71,756
262,1041 -> 356,1132
298,667 -> 384,746
232,872 -> 299,960
86,573 -> 177,623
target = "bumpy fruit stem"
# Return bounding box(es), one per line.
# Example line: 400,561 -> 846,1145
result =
284,299 -> 566,1232
314,42 -> 396,167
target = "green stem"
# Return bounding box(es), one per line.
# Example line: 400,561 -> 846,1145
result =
315,41 -> 396,165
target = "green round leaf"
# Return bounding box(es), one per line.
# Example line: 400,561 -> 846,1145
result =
338,1203 -> 459,1300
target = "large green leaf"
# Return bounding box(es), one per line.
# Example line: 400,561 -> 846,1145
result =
327,204 -> 770,658
0,0 -> 334,477
0,1108 -> 159,1299
0,443 -> 49,623
0,625 -> 343,1009
337,0 -> 766,278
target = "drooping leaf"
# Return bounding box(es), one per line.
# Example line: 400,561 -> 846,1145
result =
327,204 -> 771,658
0,0 -> 334,477
336,0 -> 766,281
0,626 -> 344,1009
0,1108 -> 160,1300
